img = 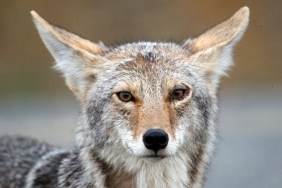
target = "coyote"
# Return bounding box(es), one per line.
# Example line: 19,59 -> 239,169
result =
0,7 -> 249,188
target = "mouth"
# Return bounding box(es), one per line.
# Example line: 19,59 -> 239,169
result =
143,155 -> 166,159
141,155 -> 167,162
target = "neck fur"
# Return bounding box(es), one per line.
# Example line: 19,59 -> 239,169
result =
102,157 -> 190,188
83,150 -> 191,188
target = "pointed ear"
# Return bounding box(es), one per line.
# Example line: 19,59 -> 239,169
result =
31,11 -> 109,102
183,7 -> 249,94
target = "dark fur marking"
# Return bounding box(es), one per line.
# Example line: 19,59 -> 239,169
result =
59,150 -> 85,188
188,146 -> 204,186
188,91 -> 213,186
90,152 -> 111,188
32,151 -> 69,187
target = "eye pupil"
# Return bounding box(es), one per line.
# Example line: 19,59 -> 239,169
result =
118,92 -> 133,102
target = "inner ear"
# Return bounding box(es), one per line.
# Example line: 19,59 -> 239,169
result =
31,11 -> 110,102
183,7 -> 249,54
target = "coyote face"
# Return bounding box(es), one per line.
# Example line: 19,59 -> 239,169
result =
30,7 -> 249,187
79,43 -> 213,162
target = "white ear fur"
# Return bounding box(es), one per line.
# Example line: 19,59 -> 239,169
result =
183,7 -> 250,94
31,11 -> 108,101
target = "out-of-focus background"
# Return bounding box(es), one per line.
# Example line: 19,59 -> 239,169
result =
0,0 -> 281,187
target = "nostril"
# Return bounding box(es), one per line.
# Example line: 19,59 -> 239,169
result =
144,136 -> 154,145
143,129 -> 169,153
158,135 -> 168,145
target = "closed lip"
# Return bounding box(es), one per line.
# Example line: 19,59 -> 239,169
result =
142,155 -> 166,159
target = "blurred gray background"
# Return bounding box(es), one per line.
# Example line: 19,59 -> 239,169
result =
0,0 -> 281,187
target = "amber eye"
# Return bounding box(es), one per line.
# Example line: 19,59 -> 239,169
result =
171,88 -> 188,100
117,92 -> 134,102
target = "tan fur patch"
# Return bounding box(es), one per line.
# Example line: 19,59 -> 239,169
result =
132,101 -> 175,139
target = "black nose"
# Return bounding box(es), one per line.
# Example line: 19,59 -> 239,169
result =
143,129 -> 169,153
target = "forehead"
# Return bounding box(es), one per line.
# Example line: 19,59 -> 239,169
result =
106,42 -> 190,62
106,42 -> 193,75
101,42 -> 197,88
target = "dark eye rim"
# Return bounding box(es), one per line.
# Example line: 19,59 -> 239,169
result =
116,91 -> 134,102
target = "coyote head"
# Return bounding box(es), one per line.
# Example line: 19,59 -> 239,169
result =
31,7 -> 249,172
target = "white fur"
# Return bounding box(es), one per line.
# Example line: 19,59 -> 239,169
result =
135,155 -> 190,188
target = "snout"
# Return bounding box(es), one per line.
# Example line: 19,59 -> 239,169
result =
143,129 -> 169,153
